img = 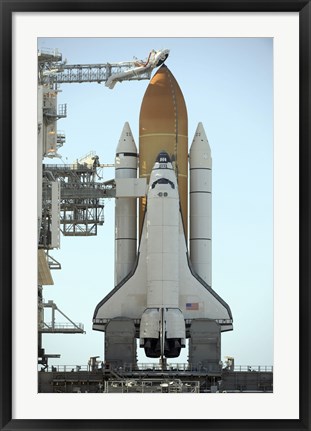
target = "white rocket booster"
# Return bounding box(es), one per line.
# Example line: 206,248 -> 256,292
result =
114,122 -> 137,285
190,122 -> 212,286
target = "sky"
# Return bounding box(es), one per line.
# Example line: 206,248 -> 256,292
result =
38,37 -> 273,368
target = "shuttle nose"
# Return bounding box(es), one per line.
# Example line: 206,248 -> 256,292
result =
155,151 -> 171,164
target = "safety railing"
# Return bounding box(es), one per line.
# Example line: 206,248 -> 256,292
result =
45,322 -> 84,331
41,363 -> 273,374
232,365 -> 273,373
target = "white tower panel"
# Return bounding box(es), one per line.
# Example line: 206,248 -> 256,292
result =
37,86 -> 43,242
50,181 -> 60,249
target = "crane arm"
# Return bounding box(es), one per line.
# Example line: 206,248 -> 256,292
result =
38,49 -> 169,88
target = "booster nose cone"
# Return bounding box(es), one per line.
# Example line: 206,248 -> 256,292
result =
139,65 -> 188,237
189,122 -> 211,168
116,122 -> 137,154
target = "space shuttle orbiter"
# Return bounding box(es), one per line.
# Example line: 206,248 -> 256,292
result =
93,65 -> 233,359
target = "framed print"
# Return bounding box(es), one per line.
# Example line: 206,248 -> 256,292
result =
1,1 -> 310,430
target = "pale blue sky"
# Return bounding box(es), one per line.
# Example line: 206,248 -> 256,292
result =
38,37 -> 273,367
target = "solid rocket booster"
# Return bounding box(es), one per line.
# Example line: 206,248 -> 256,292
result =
114,122 -> 138,285
189,123 -> 212,286
139,65 -> 188,238
93,65 -> 233,360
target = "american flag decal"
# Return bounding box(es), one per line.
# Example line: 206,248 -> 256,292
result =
186,302 -> 199,310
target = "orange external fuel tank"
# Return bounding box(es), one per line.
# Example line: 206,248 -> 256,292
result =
139,65 -> 188,238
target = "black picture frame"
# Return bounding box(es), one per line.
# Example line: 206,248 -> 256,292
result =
1,1 -> 310,430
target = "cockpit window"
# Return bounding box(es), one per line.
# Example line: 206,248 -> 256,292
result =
151,178 -> 175,189
156,152 -> 171,163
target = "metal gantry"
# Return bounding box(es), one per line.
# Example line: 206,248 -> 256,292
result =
41,62 -> 152,85
41,156 -> 115,239
40,300 -> 85,334
38,47 -> 157,87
